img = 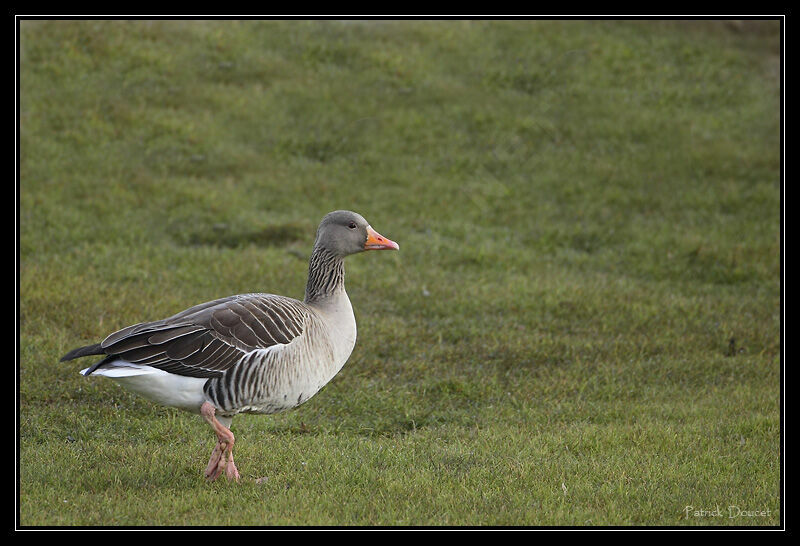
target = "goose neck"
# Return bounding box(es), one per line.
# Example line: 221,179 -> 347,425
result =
304,246 -> 345,304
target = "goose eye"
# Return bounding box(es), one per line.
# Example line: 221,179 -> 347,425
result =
348,222 -> 357,229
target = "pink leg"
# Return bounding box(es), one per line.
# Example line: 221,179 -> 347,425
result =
201,402 -> 240,482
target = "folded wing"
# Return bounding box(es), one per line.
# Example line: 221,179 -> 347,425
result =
87,294 -> 309,378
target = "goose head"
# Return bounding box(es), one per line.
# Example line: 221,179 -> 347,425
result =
314,210 -> 399,257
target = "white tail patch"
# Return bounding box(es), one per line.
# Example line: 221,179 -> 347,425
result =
82,360 -> 208,413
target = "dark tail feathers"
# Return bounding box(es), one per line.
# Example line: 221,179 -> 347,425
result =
60,343 -> 105,362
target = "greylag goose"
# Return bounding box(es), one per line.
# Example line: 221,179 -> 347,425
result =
61,210 -> 399,482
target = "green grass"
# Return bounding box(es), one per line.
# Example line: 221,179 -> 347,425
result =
18,19 -> 781,527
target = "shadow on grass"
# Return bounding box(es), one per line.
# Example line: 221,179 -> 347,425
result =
173,221 -> 308,249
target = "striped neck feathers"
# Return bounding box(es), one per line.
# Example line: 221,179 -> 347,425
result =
304,245 -> 346,303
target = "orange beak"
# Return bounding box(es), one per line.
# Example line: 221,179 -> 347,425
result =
364,226 -> 399,251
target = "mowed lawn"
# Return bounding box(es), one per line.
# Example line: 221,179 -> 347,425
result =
18,20 -> 781,526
